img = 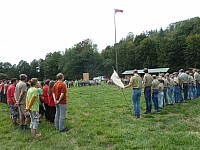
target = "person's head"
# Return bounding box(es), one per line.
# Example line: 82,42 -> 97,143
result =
160,73 -> 164,78
56,73 -> 64,81
143,68 -> 148,73
152,75 -> 157,79
179,69 -> 184,73
37,82 -> 42,88
20,74 -> 27,81
133,69 -> 138,75
165,73 -> 170,77
45,79 -> 50,85
30,78 -> 38,87
48,80 -> 55,94
192,69 -> 197,73
11,78 -> 17,85
186,71 -> 189,75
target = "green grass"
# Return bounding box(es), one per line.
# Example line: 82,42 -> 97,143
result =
1,84 -> 200,150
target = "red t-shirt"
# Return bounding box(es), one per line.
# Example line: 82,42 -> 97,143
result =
48,92 -> 55,106
7,84 -> 15,105
42,85 -> 49,104
52,81 -> 67,104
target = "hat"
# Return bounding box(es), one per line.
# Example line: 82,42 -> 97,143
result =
133,69 -> 138,73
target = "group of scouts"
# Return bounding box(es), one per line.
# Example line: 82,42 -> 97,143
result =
124,68 -> 200,119
0,73 -> 68,137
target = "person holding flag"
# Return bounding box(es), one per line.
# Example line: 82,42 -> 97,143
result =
124,70 -> 142,119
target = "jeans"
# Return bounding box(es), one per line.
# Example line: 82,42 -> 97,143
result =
183,83 -> 188,100
188,84 -> 194,100
196,81 -> 200,97
132,89 -> 141,115
152,89 -> 159,111
158,92 -> 164,108
55,104 -> 67,131
144,87 -> 152,113
174,86 -> 180,103
168,86 -> 174,104
179,86 -> 183,103
163,87 -> 168,106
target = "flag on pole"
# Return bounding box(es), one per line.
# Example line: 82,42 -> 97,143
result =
111,69 -> 125,88
114,9 -> 123,14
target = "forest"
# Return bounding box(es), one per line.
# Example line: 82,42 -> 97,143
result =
0,17 -> 200,80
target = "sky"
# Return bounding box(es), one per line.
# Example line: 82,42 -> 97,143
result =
0,0 -> 199,65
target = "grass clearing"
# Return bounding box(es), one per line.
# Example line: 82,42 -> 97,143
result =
1,84 -> 200,149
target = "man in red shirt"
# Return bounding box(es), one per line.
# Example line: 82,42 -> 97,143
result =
53,73 -> 68,132
7,78 -> 19,125
42,79 -> 50,121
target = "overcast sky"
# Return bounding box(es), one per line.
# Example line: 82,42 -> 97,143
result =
0,0 -> 199,65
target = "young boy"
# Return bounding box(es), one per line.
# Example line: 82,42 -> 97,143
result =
26,78 -> 41,137
7,78 -> 19,125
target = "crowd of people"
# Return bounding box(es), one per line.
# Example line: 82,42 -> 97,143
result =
124,68 -> 200,119
0,73 -> 68,137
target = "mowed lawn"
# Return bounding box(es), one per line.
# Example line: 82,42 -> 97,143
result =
1,84 -> 200,150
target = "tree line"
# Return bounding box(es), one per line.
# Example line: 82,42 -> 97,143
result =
0,17 -> 200,80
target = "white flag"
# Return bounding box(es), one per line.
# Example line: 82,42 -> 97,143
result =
111,70 -> 125,88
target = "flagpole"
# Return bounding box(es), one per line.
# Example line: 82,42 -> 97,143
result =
114,12 -> 118,73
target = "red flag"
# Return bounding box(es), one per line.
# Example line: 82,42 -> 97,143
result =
115,9 -> 123,14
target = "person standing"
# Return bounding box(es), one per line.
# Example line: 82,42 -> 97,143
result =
26,78 -> 41,137
143,68 -> 153,114
178,70 -> 184,103
187,72 -> 194,100
7,78 -> 19,125
124,70 -> 142,119
179,69 -> 189,100
158,79 -> 164,108
173,72 -> 180,103
15,74 -> 29,130
53,73 -> 68,132
193,69 -> 200,98
151,75 -> 159,111
161,74 -> 169,106
42,79 -> 50,121
48,80 -> 56,123
166,73 -> 174,105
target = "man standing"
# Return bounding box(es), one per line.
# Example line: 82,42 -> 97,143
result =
187,72 -> 194,100
178,70 -> 184,103
173,72 -> 180,103
161,74 -> 169,106
15,74 -> 29,130
53,73 -> 68,132
193,69 -> 200,98
179,69 -> 189,100
124,70 -> 142,119
166,73 -> 174,105
143,68 -> 153,114
151,75 -> 159,111
7,78 -> 18,125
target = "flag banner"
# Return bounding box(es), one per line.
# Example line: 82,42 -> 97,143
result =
114,9 -> 123,13
111,70 -> 125,88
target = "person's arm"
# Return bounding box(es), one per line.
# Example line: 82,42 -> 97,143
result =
143,76 -> 147,88
26,96 -> 36,110
124,83 -> 131,89
17,91 -> 26,103
56,93 -> 64,104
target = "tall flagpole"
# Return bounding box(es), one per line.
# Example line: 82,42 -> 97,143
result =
114,12 -> 118,73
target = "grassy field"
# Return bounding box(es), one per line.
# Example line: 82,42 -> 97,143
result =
1,84 -> 200,150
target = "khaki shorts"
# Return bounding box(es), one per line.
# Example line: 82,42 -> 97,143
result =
18,104 -> 29,117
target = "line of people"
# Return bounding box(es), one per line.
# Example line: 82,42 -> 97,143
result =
0,73 -> 68,137
124,68 -> 200,119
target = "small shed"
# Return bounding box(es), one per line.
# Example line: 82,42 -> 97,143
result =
122,68 -> 170,79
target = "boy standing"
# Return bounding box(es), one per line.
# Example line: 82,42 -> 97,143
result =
7,78 -> 19,125
26,78 -> 41,137
15,74 -> 29,130
53,73 -> 68,132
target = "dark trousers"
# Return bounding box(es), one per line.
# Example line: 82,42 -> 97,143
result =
183,83 -> 188,100
39,104 -> 45,116
144,87 -> 152,113
44,103 -> 50,121
49,106 -> 56,123
152,89 -> 159,111
196,81 -> 200,97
